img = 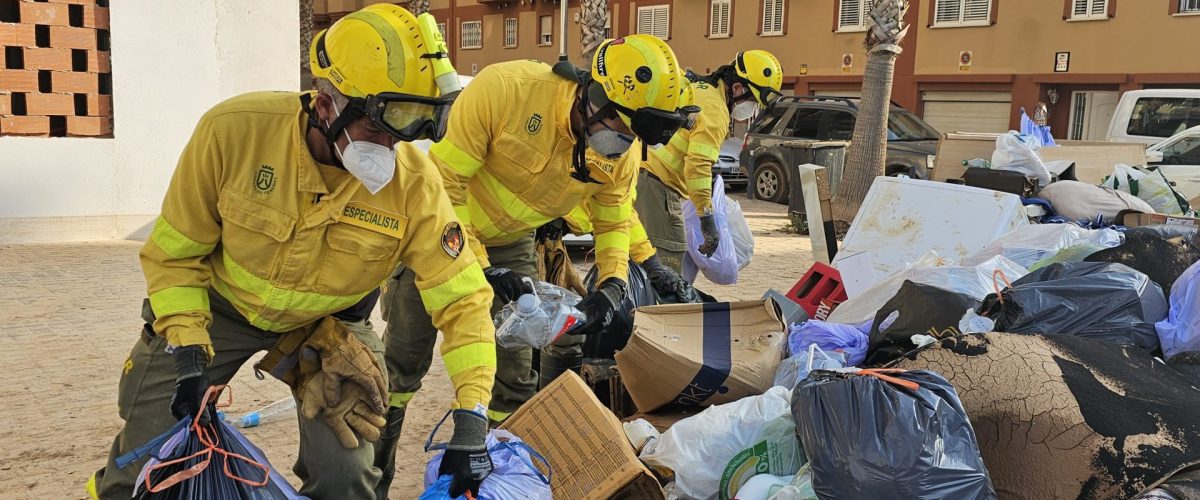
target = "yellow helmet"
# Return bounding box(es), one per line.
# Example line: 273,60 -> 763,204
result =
588,35 -> 697,146
309,4 -> 459,141
731,50 -> 783,107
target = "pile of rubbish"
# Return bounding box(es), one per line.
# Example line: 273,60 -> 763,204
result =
468,131 -> 1200,500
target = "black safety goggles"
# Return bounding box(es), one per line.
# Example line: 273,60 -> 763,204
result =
358,91 -> 458,142
608,101 -> 702,147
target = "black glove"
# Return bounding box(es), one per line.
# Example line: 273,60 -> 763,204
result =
571,278 -> 627,359
640,254 -> 689,299
483,267 -> 534,303
438,410 -> 493,497
698,214 -> 720,257
535,218 -> 569,242
170,345 -> 212,425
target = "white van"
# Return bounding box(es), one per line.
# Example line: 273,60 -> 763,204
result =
1106,89 -> 1200,145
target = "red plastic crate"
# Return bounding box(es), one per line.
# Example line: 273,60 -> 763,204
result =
786,262 -> 848,319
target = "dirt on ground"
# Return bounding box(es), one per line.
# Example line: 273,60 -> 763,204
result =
0,195 -> 811,500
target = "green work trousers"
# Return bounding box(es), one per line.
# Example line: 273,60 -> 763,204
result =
634,170 -> 688,273
94,291 -> 384,500
380,235 -> 581,423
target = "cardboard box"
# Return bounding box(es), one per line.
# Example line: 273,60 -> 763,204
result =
501,371 -> 664,500
1121,212 -> 1200,228
615,300 -> 787,413
623,407 -> 700,433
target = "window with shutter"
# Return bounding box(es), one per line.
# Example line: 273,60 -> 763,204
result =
460,21 -> 482,49
838,0 -> 877,31
637,6 -> 670,40
539,15 -> 553,45
761,0 -> 785,36
1070,0 -> 1108,19
933,0 -> 992,27
504,18 -> 517,48
710,0 -> 731,38
1183,0 -> 1200,13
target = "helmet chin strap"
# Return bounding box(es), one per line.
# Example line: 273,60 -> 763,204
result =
571,85 -> 604,185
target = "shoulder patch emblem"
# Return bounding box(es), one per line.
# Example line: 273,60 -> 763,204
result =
255,165 -> 276,194
526,113 -> 543,134
441,222 -> 464,258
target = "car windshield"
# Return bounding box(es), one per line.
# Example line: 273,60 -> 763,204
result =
888,110 -> 940,141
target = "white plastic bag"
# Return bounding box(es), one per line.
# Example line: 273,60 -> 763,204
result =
991,132 -> 1052,187
1101,163 -> 1187,215
826,253 -> 1029,327
640,386 -> 804,500
960,224 -> 1124,269
683,176 -> 741,284
726,197 -> 755,271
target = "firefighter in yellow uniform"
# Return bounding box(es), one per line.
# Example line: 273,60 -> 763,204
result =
634,50 -> 784,273
374,35 -> 695,491
88,6 -> 497,499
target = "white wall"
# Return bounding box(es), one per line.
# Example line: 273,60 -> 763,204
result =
0,0 -> 299,243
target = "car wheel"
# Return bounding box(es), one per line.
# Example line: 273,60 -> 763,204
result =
754,160 -> 789,204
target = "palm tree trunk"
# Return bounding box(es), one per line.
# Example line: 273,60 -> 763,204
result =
832,0 -> 909,224
299,0 -> 314,90
407,0 -> 430,15
579,0 -> 608,63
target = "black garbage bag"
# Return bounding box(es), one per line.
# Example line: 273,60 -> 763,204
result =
1085,225 -> 1200,296
583,260 -> 659,357
791,369 -> 996,500
978,262 -> 1166,351
889,333 -> 1200,500
864,280 -> 981,366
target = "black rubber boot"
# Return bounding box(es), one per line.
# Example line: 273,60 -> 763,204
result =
372,406 -> 406,500
538,350 -> 582,389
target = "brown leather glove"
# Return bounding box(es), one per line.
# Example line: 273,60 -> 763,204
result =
299,370 -> 388,448
299,317 -> 388,415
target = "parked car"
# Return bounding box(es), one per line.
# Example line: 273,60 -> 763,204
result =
1147,124 -> 1200,205
743,96 -> 940,203
1106,89 -> 1200,146
713,138 -> 748,191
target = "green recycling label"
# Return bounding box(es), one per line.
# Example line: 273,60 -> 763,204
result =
719,440 -> 794,500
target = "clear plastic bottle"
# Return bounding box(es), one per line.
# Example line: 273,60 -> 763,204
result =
231,396 -> 296,428
494,281 -> 586,349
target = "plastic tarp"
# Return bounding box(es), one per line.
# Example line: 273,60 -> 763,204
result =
865,281 -> 983,366
639,386 -> 804,500
791,370 -> 996,500
827,253 -> 1028,327
683,176 -> 751,285
961,224 -> 1123,270
1156,260 -> 1200,360
422,429 -> 551,500
979,262 -> 1168,351
991,132 -> 1051,187
786,320 -> 869,367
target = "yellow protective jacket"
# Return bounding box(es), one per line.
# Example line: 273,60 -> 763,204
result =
644,80 -> 730,215
563,154 -> 657,264
141,91 -> 495,410
429,60 -> 638,285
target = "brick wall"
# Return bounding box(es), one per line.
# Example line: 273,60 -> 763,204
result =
0,0 -> 112,137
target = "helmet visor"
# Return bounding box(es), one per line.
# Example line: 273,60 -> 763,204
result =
364,92 -> 458,142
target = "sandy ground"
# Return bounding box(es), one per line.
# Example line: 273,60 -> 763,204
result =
0,194 -> 812,500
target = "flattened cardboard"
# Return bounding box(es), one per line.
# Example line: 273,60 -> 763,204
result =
615,300 -> 787,413
623,407 -> 700,433
501,371 -> 664,500
931,133 -> 1148,184
1121,212 -> 1200,228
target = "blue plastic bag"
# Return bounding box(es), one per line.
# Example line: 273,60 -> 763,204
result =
1019,108 -> 1056,147
1157,260 -> 1200,360
787,320 -> 870,366
421,421 -> 551,500
682,176 -> 742,285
